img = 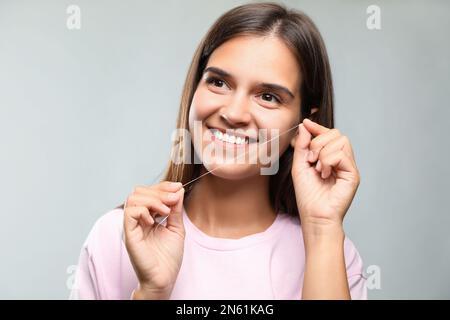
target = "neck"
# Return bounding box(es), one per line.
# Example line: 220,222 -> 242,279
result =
184,167 -> 277,239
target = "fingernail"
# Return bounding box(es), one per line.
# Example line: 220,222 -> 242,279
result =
308,150 -> 314,162
321,168 -> 329,179
167,193 -> 178,201
171,182 -> 182,187
315,160 -> 322,171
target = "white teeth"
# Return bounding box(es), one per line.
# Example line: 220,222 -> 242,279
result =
212,130 -> 248,145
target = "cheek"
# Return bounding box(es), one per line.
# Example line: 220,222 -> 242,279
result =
188,87 -> 223,149
189,86 -> 224,122
252,109 -> 297,151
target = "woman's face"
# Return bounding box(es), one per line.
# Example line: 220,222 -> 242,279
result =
189,35 -> 302,180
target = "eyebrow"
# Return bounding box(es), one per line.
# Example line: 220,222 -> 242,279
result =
203,66 -> 295,99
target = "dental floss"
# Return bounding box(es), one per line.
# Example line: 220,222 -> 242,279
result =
155,123 -> 301,227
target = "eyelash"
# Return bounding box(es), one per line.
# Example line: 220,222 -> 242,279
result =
205,76 -> 283,104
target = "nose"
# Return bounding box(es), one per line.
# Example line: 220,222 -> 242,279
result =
220,92 -> 252,127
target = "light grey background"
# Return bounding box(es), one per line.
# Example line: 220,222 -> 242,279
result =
0,0 -> 449,299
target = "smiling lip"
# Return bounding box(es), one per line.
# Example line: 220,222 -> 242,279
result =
210,132 -> 247,148
206,126 -> 258,143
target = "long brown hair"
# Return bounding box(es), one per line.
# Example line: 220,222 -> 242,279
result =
117,2 -> 334,217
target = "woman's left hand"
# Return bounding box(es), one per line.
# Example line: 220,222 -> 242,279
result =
291,118 -> 360,229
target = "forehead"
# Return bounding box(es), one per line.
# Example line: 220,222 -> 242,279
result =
206,35 -> 301,91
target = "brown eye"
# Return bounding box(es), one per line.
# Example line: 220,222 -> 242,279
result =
206,76 -> 226,88
261,93 -> 281,104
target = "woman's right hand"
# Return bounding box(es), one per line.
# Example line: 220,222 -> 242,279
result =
123,181 -> 185,299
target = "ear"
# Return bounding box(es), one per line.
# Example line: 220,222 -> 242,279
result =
290,107 -> 319,148
290,131 -> 297,148
309,107 -> 319,120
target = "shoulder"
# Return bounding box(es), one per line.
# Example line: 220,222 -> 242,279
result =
277,213 -> 365,275
342,236 -> 367,299
343,236 -> 365,277
73,208 -> 134,300
279,213 -> 367,298
82,208 -> 125,256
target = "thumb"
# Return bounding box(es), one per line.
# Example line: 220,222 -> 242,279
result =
166,187 -> 185,233
292,123 -> 312,171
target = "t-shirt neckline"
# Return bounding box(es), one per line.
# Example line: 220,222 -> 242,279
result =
182,205 -> 286,251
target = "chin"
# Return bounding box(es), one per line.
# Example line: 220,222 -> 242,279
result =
203,162 -> 262,180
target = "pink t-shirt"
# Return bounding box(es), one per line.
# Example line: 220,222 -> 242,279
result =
70,207 -> 367,299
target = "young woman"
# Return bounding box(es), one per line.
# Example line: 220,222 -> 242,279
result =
71,2 -> 367,300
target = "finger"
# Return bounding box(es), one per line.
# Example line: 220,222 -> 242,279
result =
302,118 -> 330,137
320,135 -> 356,162
317,142 -> 341,179
125,194 -> 171,216
316,135 -> 356,179
292,123 -> 313,172
133,182 -> 183,195
157,181 -> 183,192
132,184 -> 182,205
308,128 -> 341,163
320,136 -> 354,168
166,187 -> 185,234
124,206 -> 154,233
315,159 -> 322,173
319,150 -> 356,180
150,189 -> 182,206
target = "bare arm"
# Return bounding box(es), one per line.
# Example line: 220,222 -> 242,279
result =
301,224 -> 351,300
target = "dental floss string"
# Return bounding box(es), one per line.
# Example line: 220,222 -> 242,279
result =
119,123 -> 300,295
156,123 -> 301,227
